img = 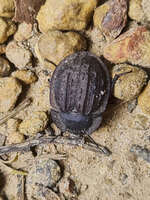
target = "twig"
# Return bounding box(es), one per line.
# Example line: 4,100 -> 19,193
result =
0,135 -> 111,156
17,175 -> 25,200
0,98 -> 32,126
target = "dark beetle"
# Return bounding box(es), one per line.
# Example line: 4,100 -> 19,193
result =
50,51 -> 110,135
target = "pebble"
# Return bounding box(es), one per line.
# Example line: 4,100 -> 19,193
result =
138,81 -> 150,115
128,0 -> 144,22
35,30 -> 87,71
26,156 -> 61,199
0,0 -> 15,18
0,56 -> 11,77
7,131 -> 25,144
14,22 -> 33,42
130,145 -> 150,163
93,0 -> 127,40
0,17 -> 16,44
36,0 -> 97,32
112,64 -> 148,101
19,111 -> 48,136
103,26 -> 150,67
6,41 -> 32,69
0,77 -> 22,112
7,118 -> 20,131
12,70 -> 37,84
7,118 -> 25,144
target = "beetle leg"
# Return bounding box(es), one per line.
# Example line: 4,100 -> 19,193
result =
84,135 -> 111,156
111,70 -> 132,92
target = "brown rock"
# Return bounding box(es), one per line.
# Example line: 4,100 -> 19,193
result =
103,26 -> 150,67
19,111 -> 48,136
12,70 -> 37,84
0,17 -> 16,44
0,56 -> 11,77
112,64 -> 148,101
138,81 -> 150,114
13,0 -> 44,24
94,0 -> 127,40
6,41 -> 32,69
0,77 -> 22,112
14,22 -> 33,41
35,30 -> 87,71
0,0 -> 15,18
36,0 -> 97,32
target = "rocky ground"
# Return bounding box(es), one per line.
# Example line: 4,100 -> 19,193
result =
0,0 -> 150,199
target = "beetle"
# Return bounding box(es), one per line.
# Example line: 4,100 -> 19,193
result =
50,51 -> 110,136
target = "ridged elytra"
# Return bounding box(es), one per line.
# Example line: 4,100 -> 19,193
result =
50,51 -> 110,135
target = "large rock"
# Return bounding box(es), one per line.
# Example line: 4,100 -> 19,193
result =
103,26 -> 150,67
36,0 -> 97,32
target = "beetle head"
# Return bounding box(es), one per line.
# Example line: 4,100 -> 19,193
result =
60,112 -> 92,134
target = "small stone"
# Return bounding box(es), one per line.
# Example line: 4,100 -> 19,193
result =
13,0 -> 44,24
138,81 -> 150,114
0,56 -> 11,77
26,156 -> 61,199
103,26 -> 150,67
35,30 -> 87,71
130,145 -> 150,163
128,0 -> 144,22
93,0 -> 127,40
0,17 -> 16,44
127,99 -> 138,113
14,22 -> 33,42
19,111 -> 48,136
0,77 -> 22,112
7,131 -> 25,144
112,64 -> 148,101
6,41 -> 32,69
7,118 -> 25,144
0,0 -> 15,18
7,118 -> 20,131
12,70 -> 37,84
36,0 -> 97,32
